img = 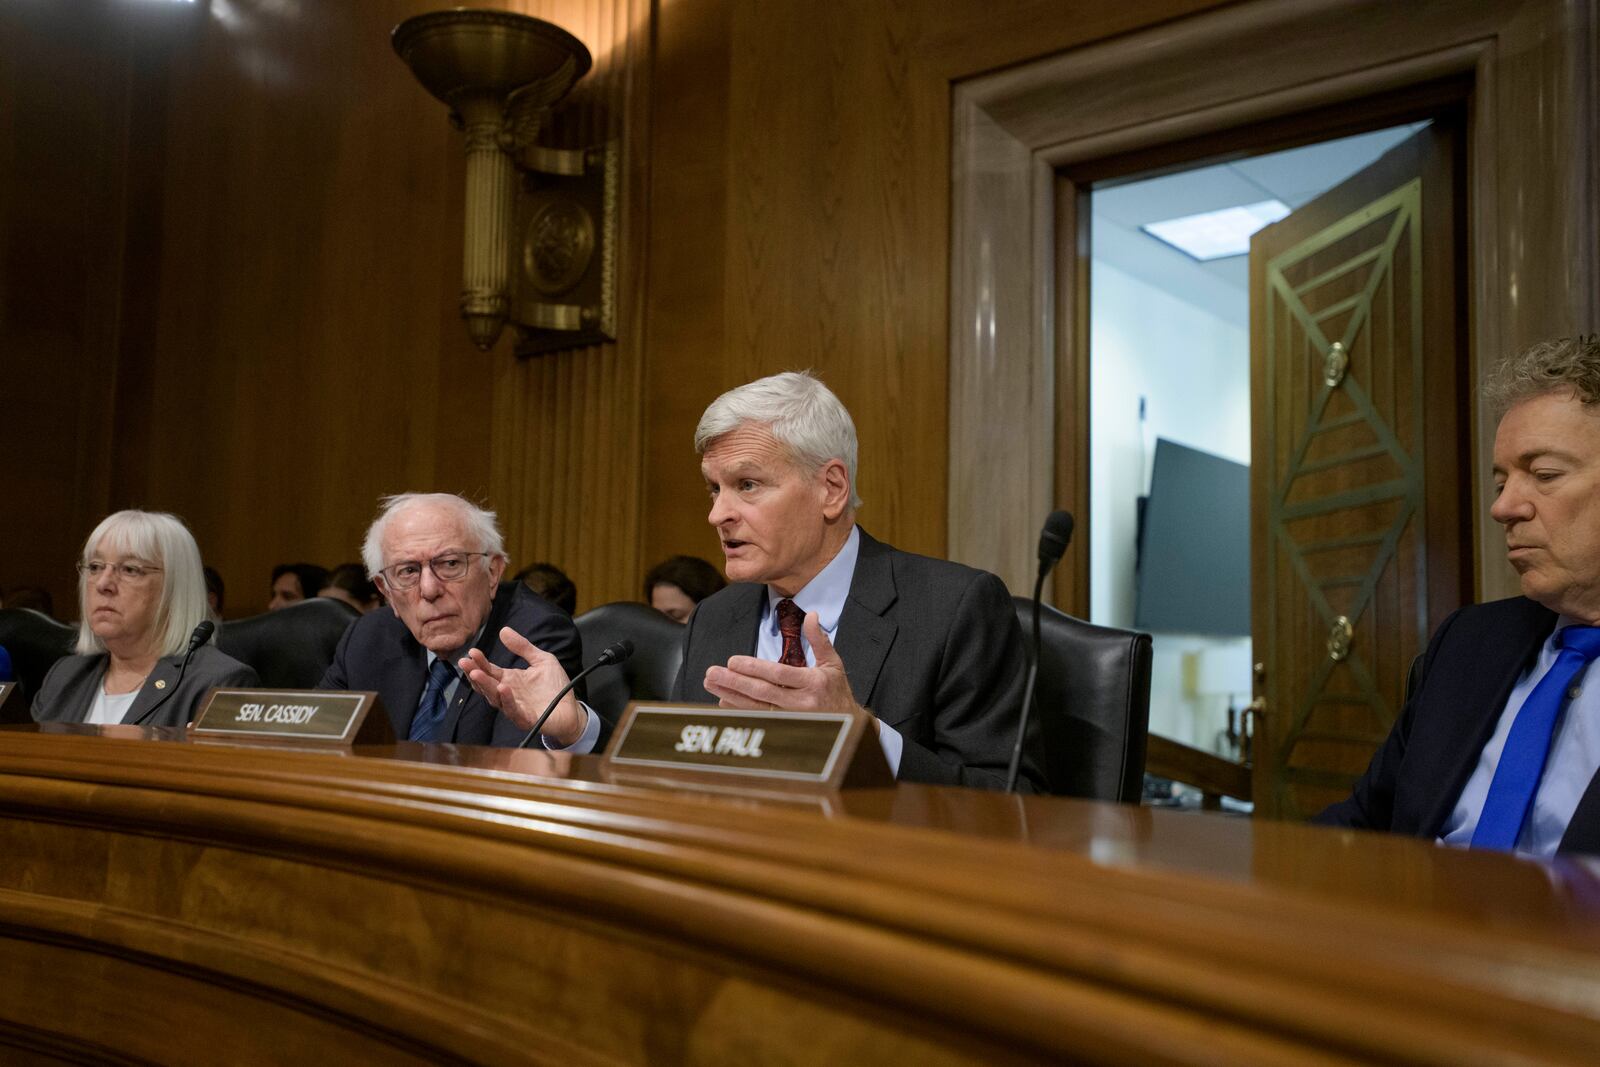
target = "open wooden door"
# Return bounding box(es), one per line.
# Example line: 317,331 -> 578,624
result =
1248,121 -> 1470,820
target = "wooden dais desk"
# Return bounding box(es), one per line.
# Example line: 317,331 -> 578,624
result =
0,724 -> 1597,1065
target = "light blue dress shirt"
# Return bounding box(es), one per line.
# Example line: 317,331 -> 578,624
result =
753,526 -> 904,775
1439,617 -> 1600,857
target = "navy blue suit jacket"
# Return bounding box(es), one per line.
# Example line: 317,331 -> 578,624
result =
1315,596 -> 1600,855
319,582 -> 601,748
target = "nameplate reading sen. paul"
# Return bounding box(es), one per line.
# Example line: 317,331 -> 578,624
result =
602,703 -> 892,791
191,689 -> 392,745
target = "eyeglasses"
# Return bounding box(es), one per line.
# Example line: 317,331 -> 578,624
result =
78,560 -> 162,582
378,552 -> 489,590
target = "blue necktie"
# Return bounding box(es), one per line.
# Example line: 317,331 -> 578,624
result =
408,658 -> 457,743
1472,626 -> 1600,850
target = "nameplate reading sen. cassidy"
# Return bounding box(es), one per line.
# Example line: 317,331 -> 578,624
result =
602,703 -> 892,790
191,689 -> 392,745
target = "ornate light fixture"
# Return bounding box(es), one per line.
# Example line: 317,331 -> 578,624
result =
394,9 -> 616,354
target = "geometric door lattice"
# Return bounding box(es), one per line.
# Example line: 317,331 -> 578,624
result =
1261,178 -> 1427,817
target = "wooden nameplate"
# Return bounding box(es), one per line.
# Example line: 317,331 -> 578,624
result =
191,689 -> 394,745
602,702 -> 894,793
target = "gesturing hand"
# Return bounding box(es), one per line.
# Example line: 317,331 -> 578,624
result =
703,611 -> 862,714
458,627 -> 584,747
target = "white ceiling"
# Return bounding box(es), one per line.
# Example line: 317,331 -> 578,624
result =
1091,122 -> 1429,327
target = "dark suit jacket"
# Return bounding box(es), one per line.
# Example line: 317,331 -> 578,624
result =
319,582 -> 601,748
1315,595 -> 1600,855
32,644 -> 259,728
671,528 -> 1044,791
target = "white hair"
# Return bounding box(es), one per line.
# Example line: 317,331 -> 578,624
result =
693,370 -> 862,510
360,493 -> 507,579
76,510 -> 210,658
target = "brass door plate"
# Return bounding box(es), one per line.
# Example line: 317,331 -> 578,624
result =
1327,616 -> 1354,662
511,141 -> 619,356
1323,341 -> 1349,387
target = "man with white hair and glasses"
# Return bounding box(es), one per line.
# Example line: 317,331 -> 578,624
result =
319,493 -> 601,750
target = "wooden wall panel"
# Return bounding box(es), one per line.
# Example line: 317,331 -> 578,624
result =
722,1 -> 946,559
5,0 -> 1247,626
649,0 -> 947,566
637,0 -> 733,576
137,1 -> 498,617
491,0 -> 651,612
639,0 -> 1234,577
0,1 -> 179,616
130,0 -> 648,616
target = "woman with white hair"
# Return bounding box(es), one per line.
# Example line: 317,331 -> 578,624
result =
33,510 -> 257,728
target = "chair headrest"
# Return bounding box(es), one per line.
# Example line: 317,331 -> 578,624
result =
574,601 -> 686,717
218,597 -> 359,689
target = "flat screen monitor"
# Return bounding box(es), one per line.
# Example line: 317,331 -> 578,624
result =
1135,438 -> 1250,637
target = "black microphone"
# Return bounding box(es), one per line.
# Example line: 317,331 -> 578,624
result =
516,639 -> 634,749
1037,510 -> 1074,576
133,619 -> 215,727
1007,511 -> 1073,792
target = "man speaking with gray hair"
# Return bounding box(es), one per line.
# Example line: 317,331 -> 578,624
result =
670,371 -> 1043,791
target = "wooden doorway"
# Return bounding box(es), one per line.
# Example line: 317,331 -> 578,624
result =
1248,122 -> 1471,818
947,0 -> 1593,612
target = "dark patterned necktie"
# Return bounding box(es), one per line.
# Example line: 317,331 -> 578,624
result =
408,658 -> 457,743
776,598 -> 807,667
1472,625 -> 1600,849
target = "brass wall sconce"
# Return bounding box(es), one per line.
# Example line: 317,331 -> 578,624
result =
393,9 -> 617,355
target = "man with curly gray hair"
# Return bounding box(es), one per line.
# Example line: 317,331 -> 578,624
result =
1319,336 -> 1600,855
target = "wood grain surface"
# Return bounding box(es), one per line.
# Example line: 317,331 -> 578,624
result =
1,724 -> 1599,1064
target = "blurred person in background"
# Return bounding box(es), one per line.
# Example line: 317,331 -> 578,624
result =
512,562 -> 577,616
643,555 -> 726,623
3,586 -> 55,619
319,562 -> 382,614
203,565 -> 226,621
269,562 -> 329,611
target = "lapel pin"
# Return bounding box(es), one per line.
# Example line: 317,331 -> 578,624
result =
154,680 -> 167,690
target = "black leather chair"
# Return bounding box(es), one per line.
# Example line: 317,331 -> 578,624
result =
1015,596 -> 1152,802
574,602 -> 686,723
0,609 -> 77,721
218,597 -> 358,689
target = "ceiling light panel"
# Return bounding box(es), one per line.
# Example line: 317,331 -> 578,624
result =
1140,200 -> 1291,261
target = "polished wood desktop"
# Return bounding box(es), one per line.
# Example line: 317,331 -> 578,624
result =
0,723 -> 1596,1065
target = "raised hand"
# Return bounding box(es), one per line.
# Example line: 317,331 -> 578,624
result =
702,611 -> 861,713
459,626 -> 585,746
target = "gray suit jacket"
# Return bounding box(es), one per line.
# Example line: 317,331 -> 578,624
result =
672,528 -> 1044,791
32,645 -> 259,729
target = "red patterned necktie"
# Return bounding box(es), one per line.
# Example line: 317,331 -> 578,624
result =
776,598 -> 807,667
